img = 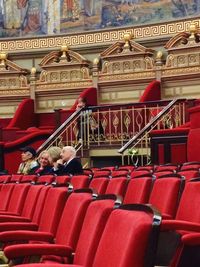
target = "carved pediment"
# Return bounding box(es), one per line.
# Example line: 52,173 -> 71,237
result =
99,34 -> 156,82
0,52 -> 29,90
37,46 -> 92,90
163,22 -> 200,75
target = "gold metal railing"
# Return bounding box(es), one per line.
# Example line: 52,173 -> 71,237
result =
118,99 -> 189,165
37,99 -> 192,162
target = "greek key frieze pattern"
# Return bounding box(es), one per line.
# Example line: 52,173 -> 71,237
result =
0,19 -> 199,52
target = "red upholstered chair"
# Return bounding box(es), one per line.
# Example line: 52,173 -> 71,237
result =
118,165 -> 135,172
148,175 -> 184,219
105,177 -> 128,198
136,165 -> 155,171
93,170 -> 111,178
0,184 -> 15,211
101,166 -> 116,171
82,169 -> 93,177
0,184 -> 30,216
155,164 -> 178,173
0,187 -> 67,242
37,175 -> 55,185
123,177 -> 153,204
89,177 -> 109,194
20,175 -> 38,184
54,176 -> 71,185
180,162 -> 200,171
139,80 -> 161,102
0,185 -> 43,223
0,175 -> 11,183
10,175 -> 23,183
154,170 -> 175,179
111,170 -> 129,178
178,169 -> 199,182
4,204 -> 161,267
3,189 -> 95,264
70,175 -> 90,189
131,169 -> 151,178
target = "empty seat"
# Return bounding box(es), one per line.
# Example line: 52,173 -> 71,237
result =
0,184 -> 15,211
149,175 -> 184,219
111,170 -> 129,178
4,204 -> 162,267
180,161 -> 200,171
123,177 -> 153,204
178,169 -> 199,181
20,175 -> 38,184
54,176 -> 71,185
93,170 -> 111,178
105,177 -> 128,198
10,175 -> 23,183
155,164 -> 178,173
3,189 -> 95,264
70,175 -> 90,189
37,175 -> 55,185
89,177 -> 109,194
0,175 -> 11,184
154,170 -> 175,178
118,165 -> 135,172
131,169 -> 151,178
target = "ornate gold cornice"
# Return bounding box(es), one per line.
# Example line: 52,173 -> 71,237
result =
0,18 -> 199,53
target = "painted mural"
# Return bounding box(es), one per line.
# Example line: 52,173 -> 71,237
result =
0,0 -> 199,38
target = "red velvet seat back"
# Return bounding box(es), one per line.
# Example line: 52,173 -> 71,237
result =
149,177 -> 183,219
92,206 -> 156,267
105,177 -> 128,197
55,191 -> 93,250
131,170 -> 151,178
32,186 -> 51,224
21,185 -> 43,219
111,170 -> 129,178
155,165 -> 178,172
123,177 -> 152,204
38,187 -> 68,235
0,175 -> 11,183
89,177 -> 109,194
93,170 -> 111,178
70,175 -> 90,190
74,198 -> 116,266
6,184 -> 30,214
0,184 -> 15,210
38,175 -> 55,185
21,175 -> 38,183
10,175 -> 23,183
55,176 -> 71,185
176,180 -> 200,222
178,170 -> 199,181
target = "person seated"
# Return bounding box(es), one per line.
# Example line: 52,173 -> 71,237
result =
47,146 -> 62,169
33,150 -> 52,175
53,146 -> 83,176
17,146 -> 38,175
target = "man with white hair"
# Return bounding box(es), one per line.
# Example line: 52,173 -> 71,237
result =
53,146 -> 83,175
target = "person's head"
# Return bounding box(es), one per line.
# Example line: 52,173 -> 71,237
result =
76,97 -> 87,109
20,146 -> 36,162
47,146 -> 62,165
38,150 -> 50,168
60,146 -> 76,162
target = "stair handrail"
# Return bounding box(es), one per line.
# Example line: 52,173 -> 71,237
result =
37,107 -> 84,155
118,98 -> 186,154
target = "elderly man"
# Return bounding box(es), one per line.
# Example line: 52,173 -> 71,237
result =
53,146 -> 83,175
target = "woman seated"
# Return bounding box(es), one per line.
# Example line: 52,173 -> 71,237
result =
17,146 -> 38,175
33,150 -> 53,175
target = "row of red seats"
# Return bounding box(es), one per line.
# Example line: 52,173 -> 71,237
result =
0,173 -> 200,266
0,182 -> 161,267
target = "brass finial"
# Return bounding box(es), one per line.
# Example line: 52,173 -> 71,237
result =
61,44 -> 69,58
156,51 -> 163,60
123,33 -> 133,50
189,21 -> 198,37
0,52 -> 7,67
93,57 -> 99,65
31,67 -> 36,75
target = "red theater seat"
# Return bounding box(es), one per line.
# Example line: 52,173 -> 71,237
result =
89,177 -> 109,194
105,177 -> 128,198
0,175 -> 11,183
37,175 -> 55,185
70,175 -> 90,190
180,162 -> 200,171
178,169 -> 199,181
20,175 -> 38,184
4,204 -> 161,267
111,170 -> 129,178
93,170 -> 111,178
123,177 -> 153,204
131,169 -> 151,178
155,164 -> 178,172
149,175 -> 184,219
10,175 -> 23,183
0,184 -> 15,211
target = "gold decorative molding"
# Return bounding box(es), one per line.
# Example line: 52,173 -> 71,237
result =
0,18 -> 199,52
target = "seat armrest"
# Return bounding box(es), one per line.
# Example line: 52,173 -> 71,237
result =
0,223 -> 38,232
0,215 -> 30,223
0,231 -> 54,243
4,244 -> 73,260
161,220 -> 200,232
